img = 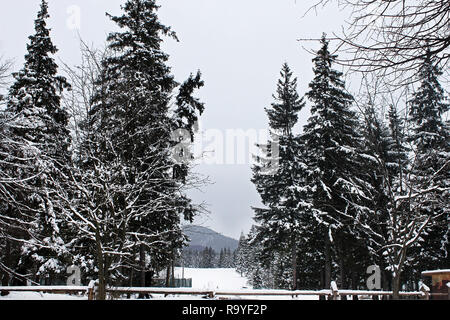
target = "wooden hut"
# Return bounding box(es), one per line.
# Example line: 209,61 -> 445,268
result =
421,269 -> 450,300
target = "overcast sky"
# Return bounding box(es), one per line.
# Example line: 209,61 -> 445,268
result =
0,0 -> 350,239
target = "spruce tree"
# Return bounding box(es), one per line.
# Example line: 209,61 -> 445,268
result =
408,50 -> 449,272
218,249 -> 225,268
252,63 -> 307,290
360,103 -> 410,291
2,0 -> 72,282
235,232 -> 250,276
302,34 -> 369,289
77,0 -> 204,298
358,90 -> 447,297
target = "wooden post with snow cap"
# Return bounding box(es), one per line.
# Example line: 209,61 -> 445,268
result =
447,282 -> 450,300
419,282 -> 430,300
330,281 -> 338,300
87,280 -> 96,300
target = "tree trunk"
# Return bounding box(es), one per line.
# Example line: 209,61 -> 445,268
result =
138,244 -> 149,299
96,257 -> 107,300
97,273 -> 106,300
351,272 -> 359,300
1,241 -> 11,296
382,269 -> 390,300
291,236 -> 298,290
95,232 -> 106,300
393,248 -> 407,300
324,234 -> 331,289
165,264 -> 171,287
339,254 -> 347,300
140,244 -> 146,287
339,253 -> 346,288
127,268 -> 133,299
2,240 -> 11,286
392,273 -> 401,300
171,258 -> 175,287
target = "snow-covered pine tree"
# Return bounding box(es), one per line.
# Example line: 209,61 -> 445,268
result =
252,63 -> 307,290
407,50 -> 449,272
1,0 -> 72,284
302,34 -> 370,289
172,71 -> 204,183
358,88 -> 448,298
0,110 -> 41,286
72,0 -> 204,298
359,102 -> 411,291
57,43 -> 120,288
235,232 -> 250,276
199,247 -> 216,268
244,225 -> 278,289
0,60 -> 23,286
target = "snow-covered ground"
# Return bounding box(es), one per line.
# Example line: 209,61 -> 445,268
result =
0,291 -> 87,300
168,268 -> 318,300
174,267 -> 250,291
0,268 -> 319,300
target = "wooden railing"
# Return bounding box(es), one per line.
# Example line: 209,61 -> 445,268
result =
0,281 -> 435,300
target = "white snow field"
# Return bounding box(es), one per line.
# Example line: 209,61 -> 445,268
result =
166,268 -> 318,300
0,268 -> 319,300
174,267 -> 249,291
0,291 -> 87,300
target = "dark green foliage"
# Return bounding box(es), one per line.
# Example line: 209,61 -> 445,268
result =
251,63 -> 307,289
408,50 -> 449,272
1,0 -> 72,281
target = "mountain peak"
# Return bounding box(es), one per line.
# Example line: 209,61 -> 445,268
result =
182,225 -> 239,252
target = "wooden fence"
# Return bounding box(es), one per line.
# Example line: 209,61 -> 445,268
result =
0,280 -> 438,300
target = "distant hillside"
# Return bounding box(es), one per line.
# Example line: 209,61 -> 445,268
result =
182,225 -> 239,252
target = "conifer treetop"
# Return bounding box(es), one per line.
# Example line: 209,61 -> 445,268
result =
306,34 -> 353,111
7,0 -> 70,144
18,0 -> 68,92
408,49 -> 449,152
107,0 -> 177,62
265,63 -> 305,136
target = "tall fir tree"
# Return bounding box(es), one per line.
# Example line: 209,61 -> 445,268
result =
407,50 -> 449,272
235,232 -> 250,277
252,63 -> 307,290
2,0 -> 72,283
301,34 -> 370,289
358,86 -> 447,297
74,0 -> 204,298
360,103 -> 410,291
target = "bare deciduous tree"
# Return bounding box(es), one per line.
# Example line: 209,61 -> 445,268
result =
354,78 -> 449,299
0,56 -> 13,104
0,57 -> 12,85
306,0 -> 450,85
61,41 -> 209,299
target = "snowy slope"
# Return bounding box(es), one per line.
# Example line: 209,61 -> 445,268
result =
174,267 -> 249,290
182,225 -> 239,252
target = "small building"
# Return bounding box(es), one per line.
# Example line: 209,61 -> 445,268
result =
421,269 -> 450,300
153,269 -> 192,288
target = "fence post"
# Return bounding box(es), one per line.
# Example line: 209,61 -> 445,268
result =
419,282 -> 430,300
330,281 -> 338,300
447,283 -> 450,301
87,280 -> 96,301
